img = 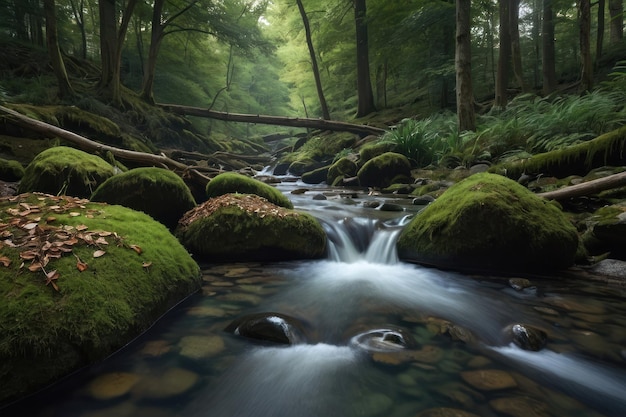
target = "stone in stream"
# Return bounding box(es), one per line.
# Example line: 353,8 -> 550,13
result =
224,312 -> 308,345
460,369 -> 518,391
505,324 -> 547,351
131,367 -> 199,399
179,335 -> 226,359
489,396 -> 551,417
87,372 -> 140,400
416,407 -> 481,417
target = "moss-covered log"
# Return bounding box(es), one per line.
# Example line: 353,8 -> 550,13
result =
491,126 -> 626,179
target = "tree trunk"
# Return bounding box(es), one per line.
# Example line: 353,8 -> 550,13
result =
532,0 -> 541,87
539,171 -> 626,201
296,0 -> 331,120
140,0 -> 165,105
596,0 -> 605,67
609,0 -> 624,43
542,0 -> 557,95
69,0 -> 87,59
354,0 -> 376,117
510,0 -> 526,91
43,0 -> 74,99
376,62 -> 388,108
456,0 -> 476,132
158,103 -> 386,136
495,0 -> 511,109
579,0 -> 593,92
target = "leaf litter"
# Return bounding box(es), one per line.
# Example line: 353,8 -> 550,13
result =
0,193 -> 144,291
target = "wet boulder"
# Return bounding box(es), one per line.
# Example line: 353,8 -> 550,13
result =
0,193 -> 201,406
350,328 -> 417,353
301,165 -> 330,184
581,202 -> 626,260
397,172 -> 579,272
206,172 -> 293,209
505,324 -> 547,351
175,194 -> 326,261
17,146 -> 115,198
327,157 -> 358,186
225,312 -> 307,345
91,167 -> 196,229
357,152 -> 412,188
0,158 -> 24,181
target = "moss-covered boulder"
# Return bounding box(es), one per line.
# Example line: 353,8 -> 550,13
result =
357,152 -> 411,188
301,165 -> 330,184
327,157 -> 358,186
397,173 -> 579,272
176,194 -> 326,261
17,146 -> 115,198
581,202 -> 626,260
206,172 -> 293,209
0,193 -> 201,406
91,167 -> 196,229
0,158 -> 24,181
359,141 -> 396,163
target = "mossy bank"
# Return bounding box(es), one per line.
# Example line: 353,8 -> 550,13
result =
0,193 -> 201,405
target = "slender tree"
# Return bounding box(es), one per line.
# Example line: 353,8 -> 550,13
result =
354,0 -> 375,117
98,0 -> 139,105
295,0 -> 331,120
68,0 -> 88,59
579,0 -> 593,92
495,0 -> 511,109
456,0 -> 476,131
44,0 -> 75,99
542,0 -> 557,95
510,0 -> 526,91
609,0 -> 624,43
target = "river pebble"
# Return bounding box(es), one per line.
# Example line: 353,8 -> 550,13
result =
489,396 -> 550,417
131,368 -> 198,399
179,335 -> 225,359
460,369 -> 517,391
139,340 -> 171,357
87,372 -> 140,400
416,407 -> 480,417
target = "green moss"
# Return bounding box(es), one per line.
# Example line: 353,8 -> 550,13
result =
0,193 -> 200,404
301,165 -> 330,184
359,142 -> 396,163
0,158 -> 24,181
327,157 -> 358,185
206,172 -> 293,209
397,172 -> 579,272
491,125 -> 626,179
357,152 -> 411,188
176,194 -> 326,261
18,146 -> 115,198
91,167 -> 196,229
281,132 -> 358,169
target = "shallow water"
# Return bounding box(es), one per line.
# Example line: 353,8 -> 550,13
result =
3,184 -> 626,417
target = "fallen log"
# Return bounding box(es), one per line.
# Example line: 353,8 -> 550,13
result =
158,103 -> 387,137
538,170 -> 626,201
0,104 -> 211,188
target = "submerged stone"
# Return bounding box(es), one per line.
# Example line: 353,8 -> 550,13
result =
506,324 -> 547,351
225,312 -> 308,345
179,335 -> 225,359
131,368 -> 198,399
416,407 -> 481,417
87,372 -> 140,400
397,172 -> 579,272
460,369 -> 518,391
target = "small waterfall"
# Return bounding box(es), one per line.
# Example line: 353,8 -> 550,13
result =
321,215 -> 411,264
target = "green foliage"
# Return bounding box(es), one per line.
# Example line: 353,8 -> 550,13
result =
379,113 -> 459,167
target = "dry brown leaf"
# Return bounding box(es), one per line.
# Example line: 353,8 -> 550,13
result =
0,256 -> 11,267
76,224 -> 89,231
93,250 -> 106,258
22,222 -> 38,230
46,216 -> 57,223
28,262 -> 42,272
69,212 -> 81,217
142,261 -> 152,268
76,260 -> 88,272
94,237 -> 108,245
130,244 -> 142,254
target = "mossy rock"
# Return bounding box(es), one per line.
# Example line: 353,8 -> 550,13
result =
359,142 -> 396,163
206,172 -> 293,209
0,193 -> 201,405
176,194 -> 326,262
0,158 -> 24,181
581,202 -> 626,260
327,157 -> 358,185
17,146 -> 115,198
91,167 -> 196,229
397,173 -> 579,272
301,165 -> 330,184
357,152 -> 411,188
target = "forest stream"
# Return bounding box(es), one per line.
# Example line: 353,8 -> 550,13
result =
2,178 -> 626,417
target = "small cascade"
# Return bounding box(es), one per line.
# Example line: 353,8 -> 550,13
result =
321,216 -> 410,264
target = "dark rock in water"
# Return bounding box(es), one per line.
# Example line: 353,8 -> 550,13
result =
379,202 -> 404,212
350,328 -> 417,352
412,195 -> 435,205
506,324 -> 547,351
417,407 -> 481,417
301,165 -> 330,184
225,312 -> 307,345
312,193 -> 327,200
588,258 -> 626,280
362,200 -> 380,209
508,278 -> 532,291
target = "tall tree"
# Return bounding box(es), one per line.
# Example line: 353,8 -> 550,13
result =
98,0 -> 138,105
596,0 -> 605,66
43,0 -> 74,98
495,0 -> 511,109
354,0 -> 375,117
609,0 -> 624,43
295,0 -> 330,120
509,0 -> 526,91
542,0 -> 557,95
456,0 -> 475,131
68,0 -> 88,59
579,0 -> 592,92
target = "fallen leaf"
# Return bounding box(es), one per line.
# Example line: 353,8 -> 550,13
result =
94,237 -> 108,245
69,212 -> 81,217
130,245 -> 142,254
93,250 -> 106,258
28,262 -> 42,272
142,262 -> 152,268
0,256 -> 11,267
46,216 -> 57,223
22,222 -> 38,230
76,224 -> 89,231
76,260 -> 88,271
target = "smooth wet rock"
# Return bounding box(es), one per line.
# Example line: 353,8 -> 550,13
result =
412,195 -> 435,205
508,278 -> 532,291
379,202 -> 404,212
350,328 -> 416,352
87,372 -> 140,400
489,396 -> 550,417
179,335 -> 225,359
132,368 -> 198,399
225,312 -> 307,345
140,340 -> 171,357
506,324 -> 547,351
460,369 -> 517,391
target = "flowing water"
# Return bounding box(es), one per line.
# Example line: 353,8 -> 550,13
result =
3,182 -> 626,417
